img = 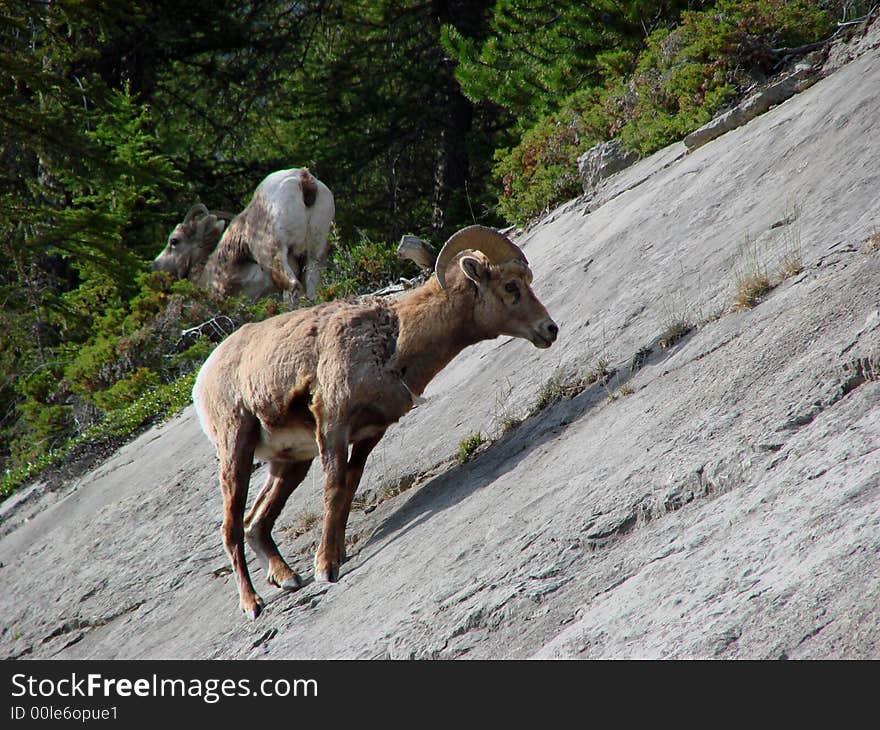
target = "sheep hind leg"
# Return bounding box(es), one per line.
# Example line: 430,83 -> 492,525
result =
219,419 -> 263,620
314,431 -> 384,581
245,459 -> 312,591
270,248 -> 303,307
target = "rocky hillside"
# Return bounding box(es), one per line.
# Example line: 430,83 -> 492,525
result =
2,22 -> 879,660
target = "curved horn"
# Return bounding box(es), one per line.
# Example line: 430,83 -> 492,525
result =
183,203 -> 209,225
210,210 -> 236,222
435,225 -> 528,289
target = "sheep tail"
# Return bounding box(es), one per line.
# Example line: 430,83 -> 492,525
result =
301,168 -> 318,207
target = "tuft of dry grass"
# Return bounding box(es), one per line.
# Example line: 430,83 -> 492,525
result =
531,361 -> 612,416
864,228 -> 880,253
658,319 -> 693,349
351,492 -> 370,511
588,357 -> 612,385
732,234 -> 774,309
285,509 -> 320,538
732,271 -> 773,310
491,378 -> 523,437
533,372 -> 565,412
380,472 -> 418,500
496,414 -> 523,436
606,382 -> 635,403
775,201 -> 804,279
658,292 -> 695,349
777,246 -> 804,279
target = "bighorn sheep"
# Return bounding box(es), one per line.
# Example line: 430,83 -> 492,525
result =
193,225 -> 559,618
152,168 -> 335,303
397,235 -> 437,271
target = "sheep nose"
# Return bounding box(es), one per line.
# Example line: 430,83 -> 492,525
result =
543,320 -> 559,342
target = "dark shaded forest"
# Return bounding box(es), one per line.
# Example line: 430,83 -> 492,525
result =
1,0 -> 855,491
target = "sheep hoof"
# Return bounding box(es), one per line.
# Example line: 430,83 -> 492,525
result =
242,596 -> 265,621
314,566 -> 339,583
264,561 -> 302,590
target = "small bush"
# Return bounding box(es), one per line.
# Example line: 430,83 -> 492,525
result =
457,432 -> 484,463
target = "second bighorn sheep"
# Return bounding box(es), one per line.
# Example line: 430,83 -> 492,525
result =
152,168 -> 335,303
193,225 -> 559,619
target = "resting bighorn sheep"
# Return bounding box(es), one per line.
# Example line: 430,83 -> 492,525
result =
397,235 -> 437,271
151,168 -> 335,302
193,225 -> 559,618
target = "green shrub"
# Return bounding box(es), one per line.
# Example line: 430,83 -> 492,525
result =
457,432 -> 484,463
619,0 -> 833,154
319,233 -> 416,300
1,267 -> 277,490
1,370 -> 197,497
494,88 -> 613,224
494,0 -> 835,224
92,367 -> 161,412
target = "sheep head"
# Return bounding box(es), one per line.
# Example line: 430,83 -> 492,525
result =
397,234 -> 437,270
151,204 -> 227,280
436,225 -> 558,349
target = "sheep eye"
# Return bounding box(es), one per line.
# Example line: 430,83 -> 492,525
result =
169,237 -> 180,249
504,282 -> 519,294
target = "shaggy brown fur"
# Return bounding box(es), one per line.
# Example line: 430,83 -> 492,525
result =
193,245 -> 558,619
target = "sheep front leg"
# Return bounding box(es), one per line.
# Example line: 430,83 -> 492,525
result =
314,431 -> 384,581
337,432 -> 384,564
314,427 -> 351,582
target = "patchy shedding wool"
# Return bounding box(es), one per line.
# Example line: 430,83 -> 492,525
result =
192,230 -> 559,620
152,168 -> 334,302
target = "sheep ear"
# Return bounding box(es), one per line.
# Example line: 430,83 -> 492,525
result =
202,219 -> 226,249
459,255 -> 488,286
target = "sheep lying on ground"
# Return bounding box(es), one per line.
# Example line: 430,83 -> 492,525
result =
397,234 -> 437,271
152,168 -> 334,303
193,225 -> 559,618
